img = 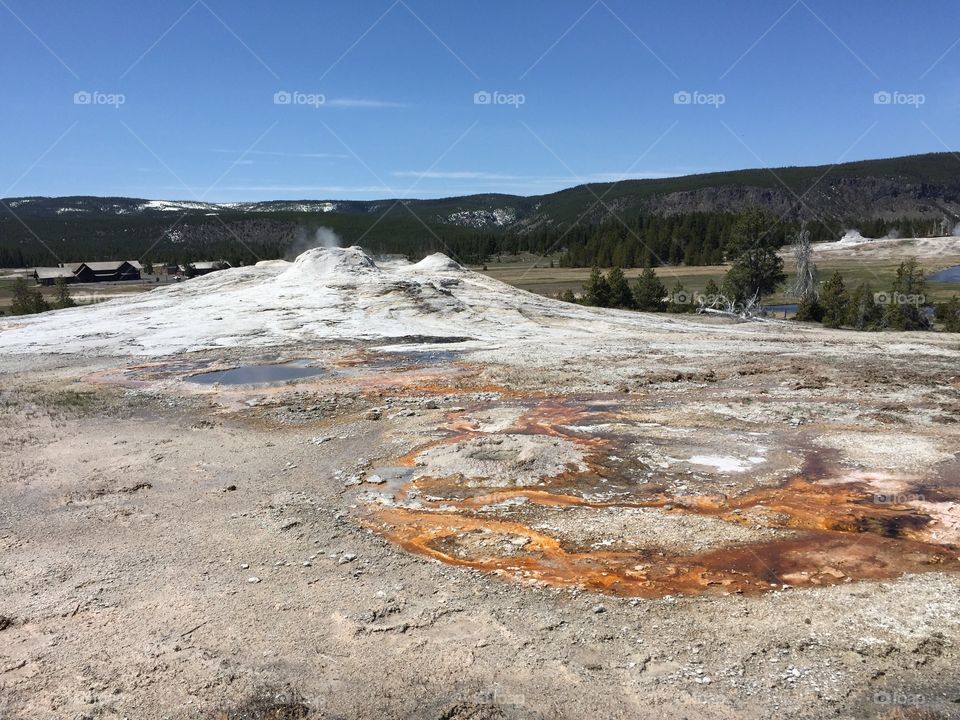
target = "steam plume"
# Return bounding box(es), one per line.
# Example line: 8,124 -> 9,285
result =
286,226 -> 342,259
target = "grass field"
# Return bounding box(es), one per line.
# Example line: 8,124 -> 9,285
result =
0,275 -> 170,315
471,252 -> 960,304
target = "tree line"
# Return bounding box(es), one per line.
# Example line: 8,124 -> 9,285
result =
799,260 -> 959,332
8,277 -> 75,315
1,207 -> 951,270
554,213 -> 950,268
568,210 -> 960,333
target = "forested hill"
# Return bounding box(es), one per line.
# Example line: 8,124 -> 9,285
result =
530,152 -> 960,227
2,152 -> 959,268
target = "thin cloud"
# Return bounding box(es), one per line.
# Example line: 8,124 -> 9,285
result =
154,169 -> 701,200
393,170 -> 525,181
188,184 -> 397,194
212,149 -> 349,159
393,170 -> 681,183
324,98 -> 408,109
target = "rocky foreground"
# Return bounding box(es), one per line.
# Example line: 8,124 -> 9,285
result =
1,248 -> 959,719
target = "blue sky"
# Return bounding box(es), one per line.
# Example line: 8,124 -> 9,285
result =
2,0 -> 959,201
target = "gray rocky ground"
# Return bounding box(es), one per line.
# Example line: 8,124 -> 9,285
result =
1,251 -> 959,719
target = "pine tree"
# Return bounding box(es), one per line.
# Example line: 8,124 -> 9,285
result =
632,266 -> 667,311
935,295 -> 960,332
583,266 -> 611,307
10,278 -> 49,315
54,277 -> 75,309
667,280 -> 693,313
10,278 -> 34,315
884,259 -> 929,331
606,266 -> 634,308
819,271 -> 848,329
725,209 -> 773,258
32,288 -> 50,313
795,294 -> 823,322
847,283 -> 883,330
721,209 -> 786,303
702,278 -> 721,305
723,247 -> 786,303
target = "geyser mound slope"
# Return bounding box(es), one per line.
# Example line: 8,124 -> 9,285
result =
278,245 -> 381,284
410,252 -> 465,273
0,246 -> 765,358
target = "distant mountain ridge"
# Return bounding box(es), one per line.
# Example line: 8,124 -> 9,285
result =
5,152 -> 960,232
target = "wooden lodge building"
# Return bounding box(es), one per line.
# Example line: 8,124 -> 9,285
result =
32,261 -> 143,286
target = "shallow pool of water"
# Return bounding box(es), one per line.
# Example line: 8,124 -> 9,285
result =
763,304 -> 797,316
187,363 -> 326,385
929,265 -> 960,283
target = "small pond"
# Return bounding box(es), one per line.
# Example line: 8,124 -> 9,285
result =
187,363 -> 326,385
928,265 -> 960,283
762,304 -> 798,316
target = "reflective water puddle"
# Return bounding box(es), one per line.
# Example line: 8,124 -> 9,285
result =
187,363 -> 327,385
929,265 -> 960,283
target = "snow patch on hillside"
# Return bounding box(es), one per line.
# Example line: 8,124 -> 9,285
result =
444,208 -> 516,228
237,201 -> 339,213
140,200 -> 219,212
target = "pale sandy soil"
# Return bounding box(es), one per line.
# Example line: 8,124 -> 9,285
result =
1,249 -> 959,720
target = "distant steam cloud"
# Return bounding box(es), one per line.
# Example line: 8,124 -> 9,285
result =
286,226 -> 341,259
839,228 -> 901,243
839,229 -> 868,244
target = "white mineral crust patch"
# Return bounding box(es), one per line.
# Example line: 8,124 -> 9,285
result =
414,433 -> 587,487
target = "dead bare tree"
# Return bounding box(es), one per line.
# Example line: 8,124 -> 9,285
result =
791,224 -> 818,302
696,290 -> 765,321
